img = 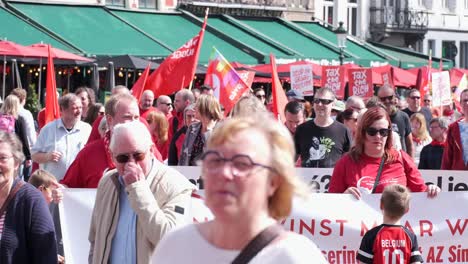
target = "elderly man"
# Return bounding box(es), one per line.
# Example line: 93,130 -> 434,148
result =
284,101 -> 305,135
62,93 -> 162,188
32,93 -> 91,181
88,121 -> 195,264
168,89 -> 195,142
403,89 -> 432,129
442,88 -> 468,170
156,95 -> 173,119
378,85 -> 413,157
139,90 -> 157,119
419,118 -> 449,170
294,88 -> 351,168
345,95 -> 366,114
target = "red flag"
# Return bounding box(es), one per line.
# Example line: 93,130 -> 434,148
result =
347,68 -> 374,98
45,44 -> 60,125
131,63 -> 151,101
270,54 -> 288,122
321,65 -> 345,99
146,10 -> 208,96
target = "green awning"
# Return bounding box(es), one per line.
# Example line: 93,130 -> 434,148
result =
371,42 -> 453,69
236,18 -> 340,61
0,6 -> 76,52
9,2 -> 171,57
110,10 -> 260,64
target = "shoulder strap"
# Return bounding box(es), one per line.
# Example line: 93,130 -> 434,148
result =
231,224 -> 284,264
371,156 -> 386,194
0,180 -> 25,216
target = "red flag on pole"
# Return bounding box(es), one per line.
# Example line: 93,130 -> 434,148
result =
270,54 -> 288,122
146,9 -> 208,96
131,63 -> 151,101
44,44 -> 60,125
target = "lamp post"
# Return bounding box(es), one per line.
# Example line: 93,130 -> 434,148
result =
334,21 -> 347,65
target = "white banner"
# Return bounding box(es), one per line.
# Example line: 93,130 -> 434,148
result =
290,64 -> 314,96
432,71 -> 452,107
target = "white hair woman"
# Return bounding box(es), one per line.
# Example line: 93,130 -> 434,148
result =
153,113 -> 327,263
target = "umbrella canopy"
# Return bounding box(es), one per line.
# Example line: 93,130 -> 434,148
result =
28,43 -> 93,62
105,62 -> 115,91
90,63 -> 99,93
0,40 -> 44,57
95,55 -> 158,69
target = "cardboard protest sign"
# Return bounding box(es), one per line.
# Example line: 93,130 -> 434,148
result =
290,64 -> 314,96
431,71 -> 452,107
348,68 -> 373,98
321,66 -> 345,99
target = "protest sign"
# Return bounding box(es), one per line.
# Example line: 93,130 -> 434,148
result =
431,71 -> 452,107
321,66 -> 345,99
348,68 -> 373,98
290,64 -> 314,96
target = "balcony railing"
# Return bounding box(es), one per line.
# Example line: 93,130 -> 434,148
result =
370,7 -> 428,31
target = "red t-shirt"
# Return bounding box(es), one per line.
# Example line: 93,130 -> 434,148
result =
328,150 -> 427,194
140,106 -> 157,120
357,224 -> 423,264
86,115 -> 104,145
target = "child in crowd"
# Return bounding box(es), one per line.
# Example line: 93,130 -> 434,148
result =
28,169 -> 65,264
357,184 -> 424,264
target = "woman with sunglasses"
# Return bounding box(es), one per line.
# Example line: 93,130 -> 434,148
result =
329,106 -> 440,199
153,113 -> 327,263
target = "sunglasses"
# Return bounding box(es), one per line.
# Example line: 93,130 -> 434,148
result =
162,103 -> 172,106
256,94 -> 266,99
313,98 -> 334,105
379,95 -> 394,102
424,99 -> 431,103
115,151 -> 147,163
410,96 -> 421,100
366,127 -> 391,137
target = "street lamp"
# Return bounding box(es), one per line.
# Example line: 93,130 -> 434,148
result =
334,21 -> 347,65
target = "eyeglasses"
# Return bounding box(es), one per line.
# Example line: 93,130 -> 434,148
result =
98,111 -> 105,115
410,96 -> 421,100
162,103 -> 172,106
313,98 -> 334,105
366,127 -> 391,137
198,150 -> 277,178
256,94 -> 266,99
379,95 -> 394,102
114,151 -> 147,163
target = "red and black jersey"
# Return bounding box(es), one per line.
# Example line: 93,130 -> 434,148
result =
357,224 -> 424,264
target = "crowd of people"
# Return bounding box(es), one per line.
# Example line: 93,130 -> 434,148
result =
0,82 -> 466,263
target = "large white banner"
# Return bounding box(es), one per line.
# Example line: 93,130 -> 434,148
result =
432,71 -> 452,107
290,64 -> 314,96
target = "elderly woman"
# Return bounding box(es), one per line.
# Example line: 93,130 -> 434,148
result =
329,106 -> 440,198
168,103 -> 199,165
153,113 -> 327,263
178,94 -> 223,166
0,131 -> 57,263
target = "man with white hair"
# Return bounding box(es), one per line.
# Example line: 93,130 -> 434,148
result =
345,95 -> 366,114
88,121 -> 195,264
139,90 -> 157,119
156,95 -> 173,119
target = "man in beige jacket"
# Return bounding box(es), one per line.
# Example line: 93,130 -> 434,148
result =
88,121 -> 195,264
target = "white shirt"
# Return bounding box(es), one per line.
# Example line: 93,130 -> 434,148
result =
152,224 -> 328,264
18,106 -> 37,147
31,118 -> 91,180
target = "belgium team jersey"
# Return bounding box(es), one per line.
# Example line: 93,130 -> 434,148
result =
357,224 -> 424,264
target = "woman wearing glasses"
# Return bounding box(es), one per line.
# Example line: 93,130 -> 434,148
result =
154,113 -> 327,263
329,106 -> 440,199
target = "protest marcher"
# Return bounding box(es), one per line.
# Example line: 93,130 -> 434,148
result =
201,84 -> 214,95
345,95 -> 366,114
75,87 -> 95,120
365,101 -> 402,151
179,94 -> 223,166
377,85 -> 414,157
168,104 -> 198,165
32,93 -> 91,181
153,114 -> 327,264
328,106 -> 440,198
139,90 -> 157,119
156,95 -> 173,119
88,121 -> 195,264
336,108 -> 359,138
192,88 -> 201,102
83,102 -> 104,126
10,88 -> 36,148
146,111 -> 169,161
357,184 -> 423,264
0,95 -> 31,177
423,94 -> 432,108
441,88 -> 468,170
284,101 -> 305,135
304,101 -> 313,119
0,131 -> 57,264
168,89 -> 195,144
410,113 -> 432,166
331,100 -> 345,120
441,102 -> 462,125
61,93 -> 163,188
419,118 -> 449,170
286,89 -> 306,103
28,169 -> 65,264
230,94 -> 267,117
403,89 -> 432,129
294,88 -> 351,168
254,87 -> 267,105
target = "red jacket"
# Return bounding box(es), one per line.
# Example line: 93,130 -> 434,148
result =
442,120 -> 468,170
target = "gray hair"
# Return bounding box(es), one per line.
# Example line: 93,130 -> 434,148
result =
345,95 -> 365,108
59,93 -> 80,111
0,131 -> 24,165
109,121 -> 153,152
315,87 -> 336,100
430,117 -> 449,130
177,89 -> 195,104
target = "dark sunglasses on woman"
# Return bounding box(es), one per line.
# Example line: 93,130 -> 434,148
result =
366,127 -> 391,137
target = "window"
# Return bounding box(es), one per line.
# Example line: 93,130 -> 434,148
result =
465,0 -> 468,9
347,4 -> 357,36
442,41 -> 457,60
106,0 -> 124,6
427,39 -> 435,55
441,0 -> 448,8
139,0 -> 156,9
323,2 -> 334,25
460,42 -> 468,68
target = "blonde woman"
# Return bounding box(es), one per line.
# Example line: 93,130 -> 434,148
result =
0,95 -> 31,165
146,111 -> 170,161
410,113 -> 431,166
154,113 -> 327,263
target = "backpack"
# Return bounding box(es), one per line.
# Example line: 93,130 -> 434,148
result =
0,113 -> 16,133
